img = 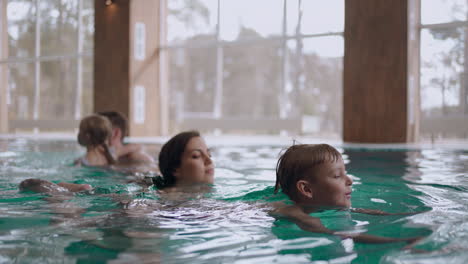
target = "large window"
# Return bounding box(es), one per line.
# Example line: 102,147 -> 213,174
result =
419,0 -> 468,139
162,0 -> 344,137
0,0 -> 94,132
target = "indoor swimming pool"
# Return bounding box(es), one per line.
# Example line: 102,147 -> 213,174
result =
0,138 -> 467,263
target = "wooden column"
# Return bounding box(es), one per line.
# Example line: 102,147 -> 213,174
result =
94,0 -> 161,137
343,0 -> 408,143
407,0 -> 420,142
0,0 -> 8,133
129,0 -> 160,137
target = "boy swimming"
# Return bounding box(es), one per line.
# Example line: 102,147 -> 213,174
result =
272,144 -> 423,244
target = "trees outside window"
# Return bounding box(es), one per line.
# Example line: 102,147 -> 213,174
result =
2,0 -> 93,131
164,0 -> 344,137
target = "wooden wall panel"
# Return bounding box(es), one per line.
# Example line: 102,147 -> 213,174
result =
94,0 -> 161,136
94,0 -> 131,120
0,0 -> 7,133
129,0 -> 160,137
343,0 -> 408,143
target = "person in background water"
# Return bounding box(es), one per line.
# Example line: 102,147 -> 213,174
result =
97,111 -> 154,166
19,114 -> 114,193
19,178 -> 91,194
272,144 -> 425,244
152,130 -> 214,191
20,130 -> 213,194
75,114 -> 116,167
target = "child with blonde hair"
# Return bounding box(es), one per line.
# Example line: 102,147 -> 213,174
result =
75,114 -> 116,166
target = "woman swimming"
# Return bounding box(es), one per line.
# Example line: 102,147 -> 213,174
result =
20,130 -> 213,194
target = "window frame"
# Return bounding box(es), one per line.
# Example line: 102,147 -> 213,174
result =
0,0 -> 93,131
159,0 -> 344,135
417,0 -> 468,139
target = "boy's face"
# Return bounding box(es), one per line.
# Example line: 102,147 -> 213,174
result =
308,158 -> 353,208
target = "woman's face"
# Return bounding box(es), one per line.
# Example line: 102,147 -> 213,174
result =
173,137 -> 214,185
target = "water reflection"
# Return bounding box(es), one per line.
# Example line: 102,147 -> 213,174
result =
344,149 -> 433,262
345,148 -> 468,263
1,139 -> 468,262
344,149 -> 428,213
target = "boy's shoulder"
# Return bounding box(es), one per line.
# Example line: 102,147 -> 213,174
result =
117,144 -> 154,164
270,202 -> 325,232
270,202 -> 308,218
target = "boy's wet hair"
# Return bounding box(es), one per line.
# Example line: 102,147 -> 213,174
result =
153,130 -> 201,189
97,111 -> 129,141
275,144 -> 342,200
77,114 -> 115,164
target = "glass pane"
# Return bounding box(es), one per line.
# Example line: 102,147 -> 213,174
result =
303,36 -> 343,58
168,47 -> 216,115
421,0 -> 467,25
7,62 -> 35,120
82,0 -> 94,53
166,48 -> 181,131
421,27 -> 465,117
81,55 -> 93,117
167,0 -> 217,45
299,0 -> 344,35
40,59 -> 77,120
223,41 -> 282,118
40,0 -> 78,56
286,0 -> 299,36
7,0 -> 36,58
220,0 -> 283,41
288,36 -> 343,137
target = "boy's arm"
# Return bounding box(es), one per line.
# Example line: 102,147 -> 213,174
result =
128,151 -> 154,163
57,182 -> 92,192
351,208 -> 389,215
117,143 -> 142,157
351,208 -> 423,216
279,205 -> 422,244
275,205 -> 333,234
344,233 -> 423,244
118,144 -> 154,163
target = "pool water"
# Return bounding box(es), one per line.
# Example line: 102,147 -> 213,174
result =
1,138 -> 467,263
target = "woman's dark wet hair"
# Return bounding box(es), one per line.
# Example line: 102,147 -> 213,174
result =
153,130 -> 201,189
275,144 -> 342,201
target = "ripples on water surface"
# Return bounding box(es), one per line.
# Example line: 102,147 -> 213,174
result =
0,139 -> 468,263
